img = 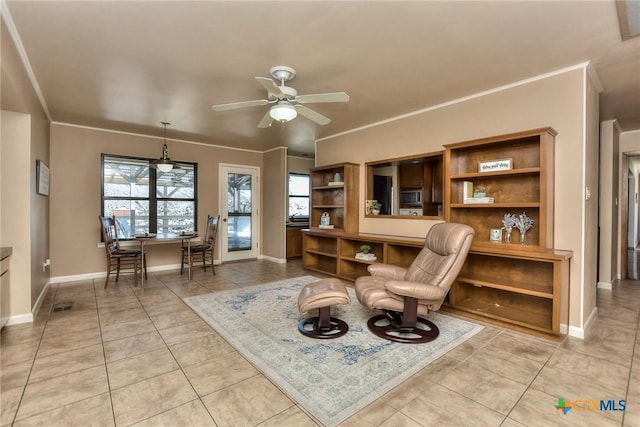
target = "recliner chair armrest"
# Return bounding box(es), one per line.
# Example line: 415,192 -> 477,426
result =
385,280 -> 447,301
367,263 -> 407,279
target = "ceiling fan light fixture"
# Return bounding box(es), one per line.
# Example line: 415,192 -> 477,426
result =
269,104 -> 297,122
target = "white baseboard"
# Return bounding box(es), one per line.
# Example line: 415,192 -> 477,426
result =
560,323 -> 569,335
49,260 -> 226,284
50,263 -> 185,284
597,281 -> 613,290
568,306 -> 598,339
31,281 -> 50,319
4,281 -> 51,326
5,312 -> 34,326
258,255 -> 287,264
568,325 -> 584,339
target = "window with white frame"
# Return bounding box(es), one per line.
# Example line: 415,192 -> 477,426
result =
101,154 -> 197,238
288,173 -> 310,221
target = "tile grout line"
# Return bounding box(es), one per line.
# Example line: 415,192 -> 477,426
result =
92,277 -> 119,427
621,308 -> 640,426
6,284 -> 57,425
121,272 -> 220,426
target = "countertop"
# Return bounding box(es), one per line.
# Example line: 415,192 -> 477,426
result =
286,222 -> 309,228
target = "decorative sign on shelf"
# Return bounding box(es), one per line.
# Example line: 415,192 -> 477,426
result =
479,158 -> 512,173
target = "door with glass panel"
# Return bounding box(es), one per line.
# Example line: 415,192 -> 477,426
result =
219,164 -> 259,261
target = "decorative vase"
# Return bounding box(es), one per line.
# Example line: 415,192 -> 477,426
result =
371,209 -> 380,215
504,229 -> 512,243
519,231 -> 526,244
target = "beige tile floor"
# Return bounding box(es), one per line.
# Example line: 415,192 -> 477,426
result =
1,258 -> 638,426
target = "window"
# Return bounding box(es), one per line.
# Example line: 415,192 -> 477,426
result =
102,154 -> 197,238
288,173 -> 310,221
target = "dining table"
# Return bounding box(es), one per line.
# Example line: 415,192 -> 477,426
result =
133,232 -> 199,287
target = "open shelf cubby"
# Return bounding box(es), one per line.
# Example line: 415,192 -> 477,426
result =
443,127 -> 572,339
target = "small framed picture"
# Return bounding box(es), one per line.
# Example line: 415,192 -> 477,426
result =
36,160 -> 50,196
490,228 -> 502,242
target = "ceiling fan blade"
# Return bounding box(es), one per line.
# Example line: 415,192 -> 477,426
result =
295,105 -> 331,125
212,99 -> 270,112
295,92 -> 349,104
255,77 -> 284,99
257,110 -> 273,128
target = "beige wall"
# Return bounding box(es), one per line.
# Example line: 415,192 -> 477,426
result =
619,130 -> 640,275
582,71 -> 600,326
262,148 -> 287,260
599,120 -> 620,287
1,19 -> 50,321
1,112 -> 32,317
287,155 -> 314,175
316,66 -> 592,332
49,124 -> 264,279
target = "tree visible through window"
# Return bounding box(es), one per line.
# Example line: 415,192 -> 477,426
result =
288,173 -> 310,221
102,154 -> 197,238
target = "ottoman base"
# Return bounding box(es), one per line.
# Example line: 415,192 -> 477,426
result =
298,306 -> 349,339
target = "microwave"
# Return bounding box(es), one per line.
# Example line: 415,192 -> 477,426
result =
400,189 -> 422,205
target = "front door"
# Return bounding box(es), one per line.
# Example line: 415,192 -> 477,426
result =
219,164 -> 260,262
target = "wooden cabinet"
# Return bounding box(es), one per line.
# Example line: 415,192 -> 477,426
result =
443,127 -> 571,339
302,230 -> 423,282
310,163 -> 359,233
399,163 -> 423,188
286,226 -> 304,258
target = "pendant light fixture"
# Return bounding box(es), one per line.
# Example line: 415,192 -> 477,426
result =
153,121 -> 178,172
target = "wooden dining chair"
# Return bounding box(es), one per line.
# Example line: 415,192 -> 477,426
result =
181,214 -> 219,279
99,215 -> 147,289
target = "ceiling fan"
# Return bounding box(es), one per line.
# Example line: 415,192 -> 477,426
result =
211,66 -> 349,128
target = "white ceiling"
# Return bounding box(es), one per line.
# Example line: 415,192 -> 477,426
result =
3,1 -> 640,157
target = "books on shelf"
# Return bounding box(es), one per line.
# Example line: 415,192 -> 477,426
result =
355,252 -> 377,261
327,181 -> 344,186
463,197 -> 494,204
463,181 -> 474,199
318,224 -> 335,229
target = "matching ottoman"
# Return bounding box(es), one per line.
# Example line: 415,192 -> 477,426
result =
298,278 -> 351,339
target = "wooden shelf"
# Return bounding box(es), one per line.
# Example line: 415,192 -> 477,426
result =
313,186 -> 345,191
446,297 -> 553,333
451,202 -> 540,209
340,256 -> 378,264
302,230 -> 423,282
456,275 -> 553,299
450,167 -> 541,180
309,163 -> 359,233
305,249 -> 337,258
444,127 -> 571,338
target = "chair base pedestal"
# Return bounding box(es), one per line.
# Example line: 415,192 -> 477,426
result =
367,313 -> 439,344
298,306 -> 349,339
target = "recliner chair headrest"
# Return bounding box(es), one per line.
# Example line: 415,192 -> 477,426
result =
425,223 -> 475,256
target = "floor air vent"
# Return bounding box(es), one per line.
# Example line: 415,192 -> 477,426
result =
51,301 -> 74,313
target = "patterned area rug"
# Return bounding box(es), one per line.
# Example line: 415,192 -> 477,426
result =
184,276 -> 483,426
